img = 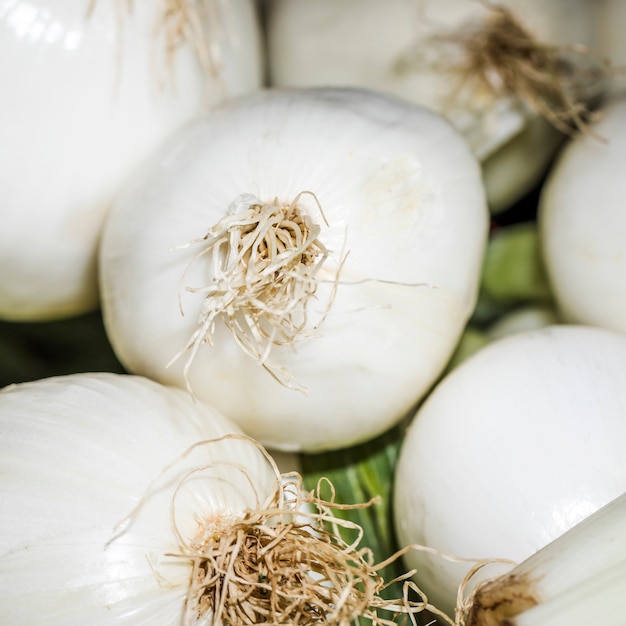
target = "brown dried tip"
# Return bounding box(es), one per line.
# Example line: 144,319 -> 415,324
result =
459,572 -> 539,626
399,2 -> 615,138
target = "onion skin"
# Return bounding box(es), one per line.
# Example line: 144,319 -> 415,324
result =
393,324 -> 626,617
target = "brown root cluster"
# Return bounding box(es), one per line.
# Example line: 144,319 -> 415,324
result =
164,454 -> 440,625
398,2 -> 614,137
173,193 -> 338,390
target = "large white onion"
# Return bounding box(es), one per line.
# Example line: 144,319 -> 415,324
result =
393,324 -> 626,617
538,95 -> 626,335
265,0 -> 599,212
0,0 -> 263,321
99,86 -> 488,453
0,372 -> 277,624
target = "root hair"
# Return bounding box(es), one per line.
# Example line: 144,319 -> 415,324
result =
396,2 -> 616,138
170,192 -> 342,392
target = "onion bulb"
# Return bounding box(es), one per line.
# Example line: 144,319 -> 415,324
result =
0,372 -> 426,624
265,0 -> 601,212
539,95 -> 626,336
393,324 -> 626,617
99,86 -> 488,452
0,0 -> 263,321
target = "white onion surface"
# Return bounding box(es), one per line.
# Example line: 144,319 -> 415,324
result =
266,0 -> 596,211
0,372 -> 277,625
539,95 -> 626,335
0,0 -> 263,321
486,304 -> 559,340
393,324 -> 626,617
99,86 -> 488,452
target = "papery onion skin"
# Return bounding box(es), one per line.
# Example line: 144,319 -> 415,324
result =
99,86 -> 489,453
393,324 -> 626,617
539,95 -> 626,335
0,0 -> 263,321
0,372 -> 277,625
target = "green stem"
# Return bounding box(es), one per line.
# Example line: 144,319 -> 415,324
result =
300,420 -> 428,623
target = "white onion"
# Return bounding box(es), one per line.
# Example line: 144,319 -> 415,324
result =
265,0 -> 598,212
0,0 -> 263,321
539,95 -> 626,335
99,86 -> 488,452
0,372 -> 277,624
393,324 -> 626,617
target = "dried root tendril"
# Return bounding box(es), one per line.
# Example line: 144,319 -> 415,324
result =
396,1 -> 617,138
154,0 -> 229,82
87,0 -> 230,86
170,192 -> 341,392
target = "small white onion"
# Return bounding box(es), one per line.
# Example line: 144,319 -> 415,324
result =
0,0 -> 263,321
0,372 -> 277,624
393,324 -> 626,616
539,95 -> 626,335
99,86 -> 488,452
